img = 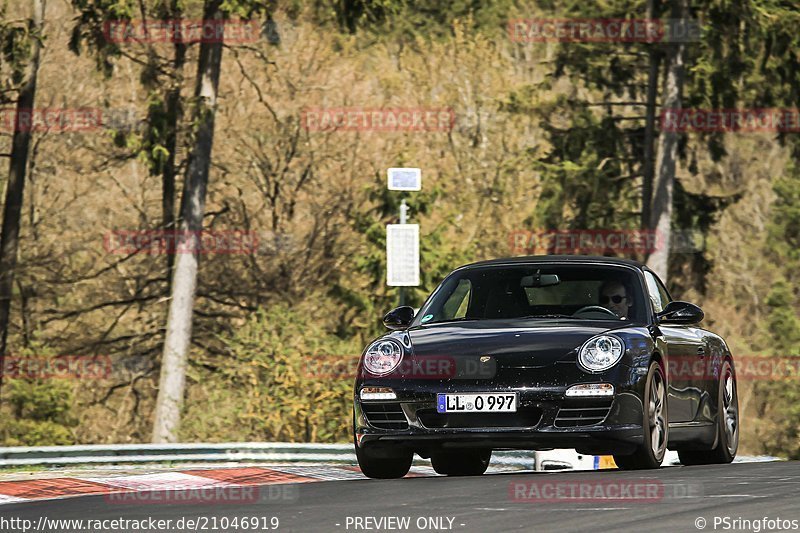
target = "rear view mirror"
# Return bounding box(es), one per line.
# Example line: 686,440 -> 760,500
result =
521,271 -> 560,288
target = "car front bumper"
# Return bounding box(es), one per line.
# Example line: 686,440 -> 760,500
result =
354,364 -> 647,456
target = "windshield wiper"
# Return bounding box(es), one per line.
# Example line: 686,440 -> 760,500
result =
519,314 -> 579,319
419,317 -> 474,325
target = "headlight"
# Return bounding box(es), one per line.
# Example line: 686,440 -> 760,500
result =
578,335 -> 624,372
363,339 -> 404,375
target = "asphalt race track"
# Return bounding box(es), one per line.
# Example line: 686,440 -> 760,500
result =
2,461 -> 799,533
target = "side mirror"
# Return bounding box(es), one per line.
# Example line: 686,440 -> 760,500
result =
383,306 -> 415,330
657,301 -> 704,325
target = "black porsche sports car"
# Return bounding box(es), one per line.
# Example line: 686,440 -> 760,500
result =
353,256 -> 739,477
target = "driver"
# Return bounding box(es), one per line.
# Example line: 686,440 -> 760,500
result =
599,280 -> 633,319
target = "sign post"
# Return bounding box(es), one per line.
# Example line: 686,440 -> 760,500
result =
386,168 -> 421,306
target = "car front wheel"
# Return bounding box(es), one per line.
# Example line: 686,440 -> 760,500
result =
614,360 -> 668,470
355,443 -> 413,479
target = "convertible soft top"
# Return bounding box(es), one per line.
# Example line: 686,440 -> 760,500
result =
458,255 -> 646,270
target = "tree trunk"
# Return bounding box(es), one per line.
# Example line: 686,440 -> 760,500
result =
162,23 -> 187,291
0,0 -> 46,397
641,0 -> 661,230
152,0 -> 224,443
647,0 -> 687,282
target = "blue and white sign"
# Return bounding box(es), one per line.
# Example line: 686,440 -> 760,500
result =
387,168 -> 422,191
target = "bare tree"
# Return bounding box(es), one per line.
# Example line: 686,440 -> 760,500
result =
159,0 -> 187,291
641,0 -> 661,230
152,0 -> 224,443
0,0 -> 46,396
647,0 -> 687,281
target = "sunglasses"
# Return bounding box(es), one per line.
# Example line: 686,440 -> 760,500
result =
600,294 -> 626,304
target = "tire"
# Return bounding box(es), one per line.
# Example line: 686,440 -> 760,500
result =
355,442 -> 413,479
431,449 -> 491,476
678,359 -> 738,466
353,411 -> 413,479
614,360 -> 668,470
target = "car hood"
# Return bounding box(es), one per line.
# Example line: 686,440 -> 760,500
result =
407,319 -> 625,368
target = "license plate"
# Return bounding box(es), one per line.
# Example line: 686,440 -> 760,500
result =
436,393 -> 517,413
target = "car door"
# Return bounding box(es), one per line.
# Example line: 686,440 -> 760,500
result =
643,270 -> 706,423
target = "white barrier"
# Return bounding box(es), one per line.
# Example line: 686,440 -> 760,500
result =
0,443 -> 778,469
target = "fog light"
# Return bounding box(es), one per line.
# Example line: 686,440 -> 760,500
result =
565,383 -> 615,397
360,387 -> 397,400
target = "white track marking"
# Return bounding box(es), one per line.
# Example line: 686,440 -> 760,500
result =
0,494 -> 28,505
80,472 -> 231,491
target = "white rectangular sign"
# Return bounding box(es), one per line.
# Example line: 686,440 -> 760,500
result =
387,168 -> 421,191
386,224 -> 420,286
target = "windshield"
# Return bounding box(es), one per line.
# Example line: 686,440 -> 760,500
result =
413,264 -> 646,325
